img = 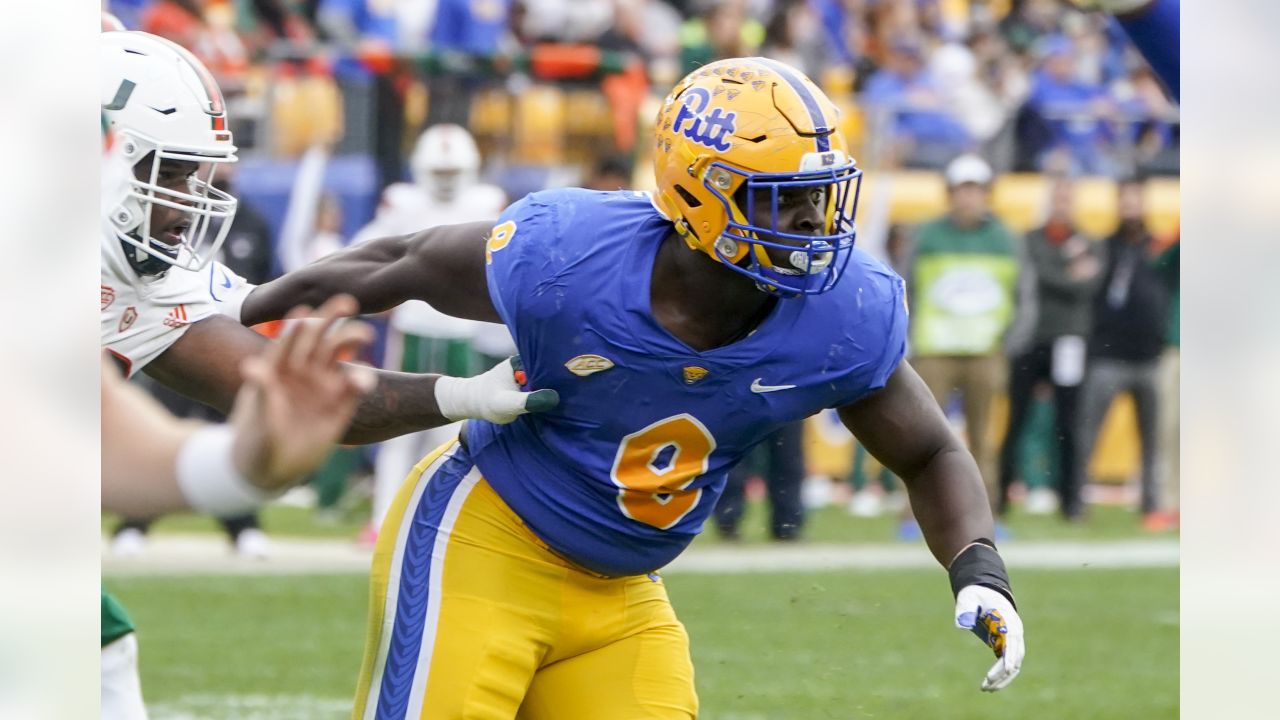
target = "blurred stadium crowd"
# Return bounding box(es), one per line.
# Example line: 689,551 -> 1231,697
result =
103,0 -> 1179,554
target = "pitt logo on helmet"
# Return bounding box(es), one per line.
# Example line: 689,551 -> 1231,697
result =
671,87 -> 736,153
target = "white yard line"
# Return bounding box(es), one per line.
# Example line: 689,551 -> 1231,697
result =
103,535 -> 1177,577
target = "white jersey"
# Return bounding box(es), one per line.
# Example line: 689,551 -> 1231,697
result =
354,181 -> 511,344
100,222 -> 252,377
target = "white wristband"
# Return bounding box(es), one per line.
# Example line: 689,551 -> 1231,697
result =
176,425 -> 274,516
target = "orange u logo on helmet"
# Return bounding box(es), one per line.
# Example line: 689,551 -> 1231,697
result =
652,57 -> 864,296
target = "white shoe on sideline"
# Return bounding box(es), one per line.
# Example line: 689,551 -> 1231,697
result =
234,528 -> 272,559
1024,487 -> 1060,515
801,475 -> 836,509
110,528 -> 147,557
847,491 -> 883,518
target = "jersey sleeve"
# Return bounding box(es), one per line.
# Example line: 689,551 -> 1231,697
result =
483,192 -> 560,357
205,260 -> 256,322
100,261 -> 230,378
827,265 -> 910,408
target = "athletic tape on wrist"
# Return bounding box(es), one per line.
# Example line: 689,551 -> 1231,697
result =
433,374 -> 473,422
176,425 -> 273,516
434,359 -> 516,422
948,541 -> 1017,609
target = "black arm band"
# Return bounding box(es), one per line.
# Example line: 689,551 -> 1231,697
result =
948,541 -> 1017,609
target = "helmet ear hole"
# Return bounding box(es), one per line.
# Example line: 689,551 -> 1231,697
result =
674,184 -> 702,208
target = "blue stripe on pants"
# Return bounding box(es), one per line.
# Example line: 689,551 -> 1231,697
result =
375,451 -> 471,719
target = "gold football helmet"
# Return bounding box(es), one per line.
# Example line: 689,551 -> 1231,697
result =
653,57 -> 862,295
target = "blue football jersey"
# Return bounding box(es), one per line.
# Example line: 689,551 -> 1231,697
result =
464,189 -> 907,576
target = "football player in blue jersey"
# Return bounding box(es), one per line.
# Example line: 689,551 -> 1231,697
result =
241,57 -> 1027,718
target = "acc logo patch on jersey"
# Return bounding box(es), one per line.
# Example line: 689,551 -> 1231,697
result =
672,87 -> 736,153
565,354 -> 615,377
682,366 -> 709,384
101,285 -> 115,311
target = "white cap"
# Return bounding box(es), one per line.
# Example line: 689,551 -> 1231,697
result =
945,154 -> 993,187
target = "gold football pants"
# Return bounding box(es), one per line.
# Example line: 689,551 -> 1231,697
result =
352,440 -> 698,720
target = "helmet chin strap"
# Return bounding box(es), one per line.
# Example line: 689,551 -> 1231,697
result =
121,234 -> 180,276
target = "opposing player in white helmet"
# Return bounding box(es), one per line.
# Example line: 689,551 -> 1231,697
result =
99,31 -> 550,440
102,34 -> 238,277
351,123 -> 511,544
98,33 -> 555,719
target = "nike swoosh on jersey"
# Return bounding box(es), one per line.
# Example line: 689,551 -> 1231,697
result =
750,378 -> 797,393
208,267 -> 233,301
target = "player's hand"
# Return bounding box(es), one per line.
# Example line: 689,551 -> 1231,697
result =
954,584 -> 1025,692
229,294 -> 377,492
434,355 -> 560,424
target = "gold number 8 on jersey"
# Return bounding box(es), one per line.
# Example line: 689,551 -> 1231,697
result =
609,414 -> 717,530
485,220 -> 517,264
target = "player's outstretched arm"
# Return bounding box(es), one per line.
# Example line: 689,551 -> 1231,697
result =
837,360 -> 1024,692
102,358 -> 201,515
146,298 -> 555,445
240,220 -> 500,326
102,295 -> 376,517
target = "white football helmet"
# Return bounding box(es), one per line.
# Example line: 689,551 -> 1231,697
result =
410,124 -> 481,203
101,31 -> 238,274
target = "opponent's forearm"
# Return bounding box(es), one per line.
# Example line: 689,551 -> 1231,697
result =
102,363 -> 201,515
901,445 -> 997,568
242,235 -> 417,325
342,370 -> 451,444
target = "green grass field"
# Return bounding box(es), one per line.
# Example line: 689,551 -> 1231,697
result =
107,565 -> 1177,720
105,493 -> 1177,718
112,498 -> 1175,545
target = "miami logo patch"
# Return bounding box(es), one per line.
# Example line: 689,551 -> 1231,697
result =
118,306 -> 138,333
565,354 -> 615,377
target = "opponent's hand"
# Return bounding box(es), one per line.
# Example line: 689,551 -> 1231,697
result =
954,584 -> 1025,692
229,294 -> 377,492
434,355 -> 560,424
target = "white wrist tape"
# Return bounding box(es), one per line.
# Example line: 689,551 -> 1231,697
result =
434,359 -> 527,424
176,425 -> 273,516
